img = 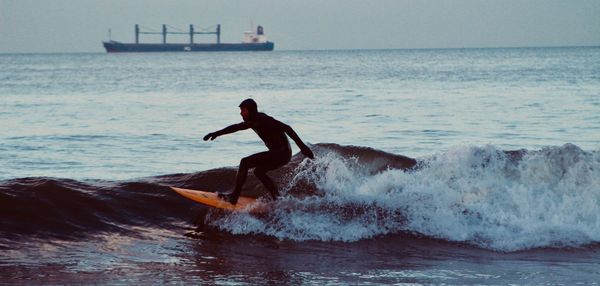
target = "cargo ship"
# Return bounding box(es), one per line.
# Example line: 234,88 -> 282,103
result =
103,24 -> 274,52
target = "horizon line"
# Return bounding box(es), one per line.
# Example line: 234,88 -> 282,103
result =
1,44 -> 599,55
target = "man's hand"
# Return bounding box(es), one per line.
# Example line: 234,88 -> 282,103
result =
301,145 -> 314,159
203,132 -> 218,141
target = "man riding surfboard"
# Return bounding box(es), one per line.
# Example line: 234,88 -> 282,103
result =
203,99 -> 314,205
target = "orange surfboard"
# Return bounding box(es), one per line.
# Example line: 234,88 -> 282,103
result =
170,187 -> 267,213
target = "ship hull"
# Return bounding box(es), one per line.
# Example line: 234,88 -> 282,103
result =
103,41 -> 274,52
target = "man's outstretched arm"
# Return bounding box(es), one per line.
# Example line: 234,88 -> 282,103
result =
282,124 -> 314,159
204,122 -> 250,141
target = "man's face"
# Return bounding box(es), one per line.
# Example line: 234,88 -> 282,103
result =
240,107 -> 251,121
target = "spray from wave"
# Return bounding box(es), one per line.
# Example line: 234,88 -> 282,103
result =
213,143 -> 600,251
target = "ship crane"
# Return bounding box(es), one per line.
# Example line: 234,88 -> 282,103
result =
133,24 -> 221,44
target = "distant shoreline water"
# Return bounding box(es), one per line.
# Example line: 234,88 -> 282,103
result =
2,46 -> 598,179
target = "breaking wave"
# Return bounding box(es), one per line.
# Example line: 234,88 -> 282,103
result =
2,143 -> 599,251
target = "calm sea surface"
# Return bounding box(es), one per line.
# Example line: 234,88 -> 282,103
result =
1,48 -> 600,284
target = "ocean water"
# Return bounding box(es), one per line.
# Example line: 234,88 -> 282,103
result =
1,47 -> 600,284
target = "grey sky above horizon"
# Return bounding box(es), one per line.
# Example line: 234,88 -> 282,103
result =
1,0 -> 599,53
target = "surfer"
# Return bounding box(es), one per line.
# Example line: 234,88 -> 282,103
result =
203,98 -> 314,205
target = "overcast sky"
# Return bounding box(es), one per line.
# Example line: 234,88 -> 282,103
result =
1,0 -> 599,53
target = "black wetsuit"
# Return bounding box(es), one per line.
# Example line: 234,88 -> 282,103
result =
210,112 -> 311,203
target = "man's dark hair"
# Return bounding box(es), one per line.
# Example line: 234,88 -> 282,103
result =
239,98 -> 258,114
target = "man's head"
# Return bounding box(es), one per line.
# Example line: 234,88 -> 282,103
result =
239,98 -> 258,121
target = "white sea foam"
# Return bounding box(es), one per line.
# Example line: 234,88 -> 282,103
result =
213,144 -> 600,251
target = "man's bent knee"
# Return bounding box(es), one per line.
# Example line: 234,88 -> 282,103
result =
253,168 -> 266,178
